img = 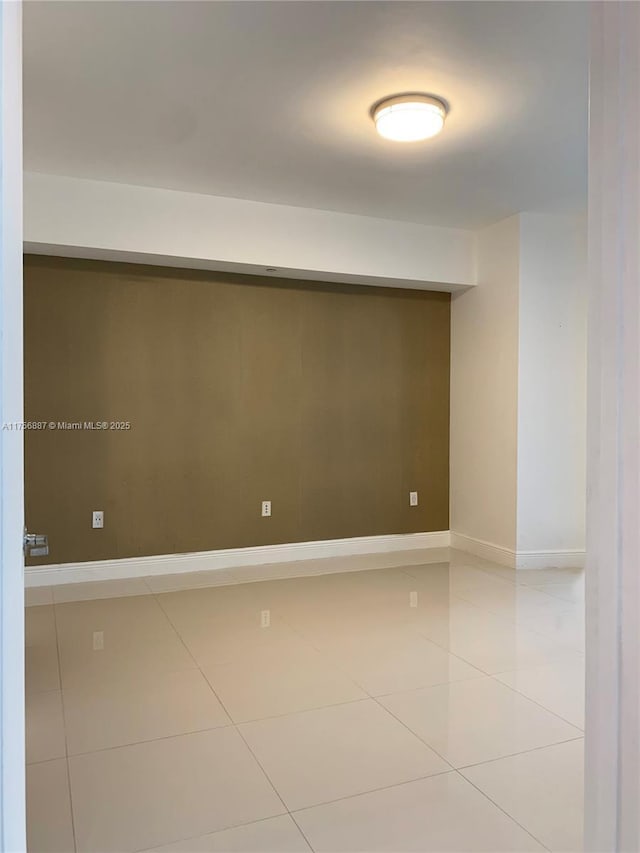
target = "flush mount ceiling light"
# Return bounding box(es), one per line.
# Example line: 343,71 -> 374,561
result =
371,94 -> 448,142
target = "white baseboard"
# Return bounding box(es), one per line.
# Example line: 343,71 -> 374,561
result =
514,549 -> 586,570
25,530 -> 451,587
450,532 -> 516,567
450,531 -> 585,570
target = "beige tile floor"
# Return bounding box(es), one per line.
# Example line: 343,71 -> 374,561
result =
25,549 -> 585,852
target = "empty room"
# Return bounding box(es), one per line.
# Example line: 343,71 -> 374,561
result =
7,0 -> 639,851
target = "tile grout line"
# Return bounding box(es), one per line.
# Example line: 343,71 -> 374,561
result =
32,699 -> 585,765
270,583 -> 584,792
456,734 -> 584,772
329,573 -> 563,853
31,565 -> 584,852
149,589 -> 235,723
285,767 -> 457,818
51,586 -> 405,758
487,672 -> 586,731
456,770 -> 553,852
132,813 -> 313,853
452,591 -> 581,636
378,681 -> 583,769
59,697 -> 379,761
51,601 -> 78,853
368,692 -> 457,770
149,590 -> 489,850
407,605 -> 584,678
274,593 -> 494,701
151,587 -> 298,844
286,813 -> 316,853
370,684 -> 581,849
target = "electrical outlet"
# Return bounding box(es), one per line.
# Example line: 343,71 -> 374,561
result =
261,609 -> 271,628
261,500 -> 272,517
92,510 -> 104,529
92,631 -> 104,650
409,491 -> 419,507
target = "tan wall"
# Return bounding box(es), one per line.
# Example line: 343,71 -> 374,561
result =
24,256 -> 450,564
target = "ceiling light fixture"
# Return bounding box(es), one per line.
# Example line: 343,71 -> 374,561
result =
371,94 -> 448,142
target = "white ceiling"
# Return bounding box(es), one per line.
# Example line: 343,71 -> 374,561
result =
23,1 -> 588,231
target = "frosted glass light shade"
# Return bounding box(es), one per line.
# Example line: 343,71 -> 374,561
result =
372,94 -> 447,142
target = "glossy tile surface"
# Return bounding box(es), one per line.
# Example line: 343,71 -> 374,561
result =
26,690 -> 65,764
26,550 -> 585,852
201,643 -> 367,722
147,815 -> 311,852
239,699 -> 450,810
27,759 -> 75,853
462,739 -> 584,852
55,594 -> 195,687
294,773 -> 545,852
495,661 -> 585,729
379,676 -> 581,767
25,605 -> 60,695
69,728 -> 285,852
64,669 -> 231,754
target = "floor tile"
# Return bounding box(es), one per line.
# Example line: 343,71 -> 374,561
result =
413,599 -> 583,674
294,772 -> 544,852
55,595 -> 195,687
462,739 -> 584,852
144,570 -> 236,593
201,643 -> 366,723
25,555 -> 585,853
494,662 -> 585,728
157,582 -> 310,631
26,690 -> 66,764
27,759 -> 75,853
177,618 -> 310,667
25,606 -> 60,695
157,586 -> 311,664
456,583 -> 575,621
521,607 -> 585,651
69,727 -> 285,853
280,573 -> 456,641
64,668 -> 230,754
319,627 -> 482,696
402,561 -> 516,594
379,676 -> 582,767
52,577 -> 150,603
147,815 -> 311,852
239,698 -> 450,810
159,567 -> 419,635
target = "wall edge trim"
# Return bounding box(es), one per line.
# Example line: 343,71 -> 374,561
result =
451,531 -> 585,569
25,530 -> 451,587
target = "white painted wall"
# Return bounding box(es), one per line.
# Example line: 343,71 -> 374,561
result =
23,172 -> 476,291
450,212 -> 587,567
450,215 -> 520,555
23,172 -> 587,570
0,1 -> 26,849
517,213 -> 587,554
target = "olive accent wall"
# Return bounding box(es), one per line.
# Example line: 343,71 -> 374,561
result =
24,255 -> 450,565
